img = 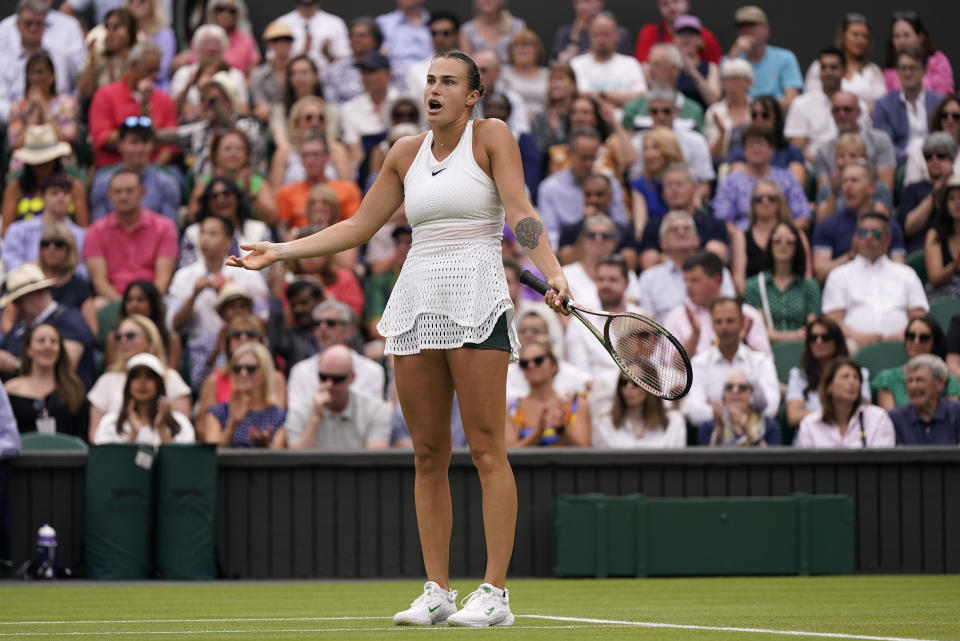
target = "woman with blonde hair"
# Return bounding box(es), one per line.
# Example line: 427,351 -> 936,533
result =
86,314 -> 192,441
500,29 -> 549,118
202,0 -> 258,77
284,187 -> 358,270
202,342 -> 286,448
459,0 -> 526,63
630,127 -> 683,241
815,133 -> 893,221
270,95 -> 353,186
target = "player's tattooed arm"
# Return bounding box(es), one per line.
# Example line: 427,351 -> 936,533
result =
514,217 -> 542,249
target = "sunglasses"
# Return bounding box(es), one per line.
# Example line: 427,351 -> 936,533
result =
808,332 -> 834,343
519,355 -> 547,369
905,331 -> 933,342
123,116 -> 152,129
941,112 -> 960,122
431,29 -> 455,37
924,151 -> 952,161
392,110 -> 418,121
231,363 -> 259,375
583,231 -> 616,241
207,189 -> 235,200
40,239 -> 67,249
856,228 -> 884,239
750,110 -> 771,120
228,329 -> 261,341
724,383 -> 751,392
114,330 -> 143,342
649,107 -> 673,116
313,318 -> 346,328
318,372 -> 348,384
752,193 -> 779,204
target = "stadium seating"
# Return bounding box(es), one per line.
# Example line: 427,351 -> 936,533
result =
856,341 -> 908,385
20,433 -> 88,451
772,341 -> 805,384
906,250 -> 927,285
929,296 -> 960,331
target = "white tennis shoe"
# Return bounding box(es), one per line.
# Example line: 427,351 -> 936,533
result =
392,581 -> 458,625
445,583 -> 514,627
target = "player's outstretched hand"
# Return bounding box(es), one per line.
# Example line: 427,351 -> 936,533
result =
226,242 -> 282,271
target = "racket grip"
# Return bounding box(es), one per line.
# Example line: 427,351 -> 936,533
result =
519,270 -> 571,309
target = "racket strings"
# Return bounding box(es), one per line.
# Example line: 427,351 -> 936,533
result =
606,316 -> 689,398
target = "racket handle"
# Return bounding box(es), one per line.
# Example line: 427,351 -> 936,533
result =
519,270 -> 571,308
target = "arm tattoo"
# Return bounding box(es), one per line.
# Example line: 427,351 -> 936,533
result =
514,217 -> 542,249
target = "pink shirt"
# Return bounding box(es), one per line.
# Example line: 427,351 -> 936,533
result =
191,31 -> 261,77
795,405 -> 896,448
82,209 -> 178,294
662,301 -> 773,357
88,78 -> 179,168
884,50 -> 955,95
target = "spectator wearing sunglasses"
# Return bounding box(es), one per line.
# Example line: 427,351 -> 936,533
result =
286,344 -> 390,450
883,12 -> 954,95
195,313 -> 286,425
167,216 -> 268,388
31,224 -> 92,321
88,40 -> 179,169
89,118 -> 181,224
872,46 -> 944,166
822,212 -> 928,350
903,95 -> 960,188
873,316 -> 960,411
405,11 -> 460,97
285,300 -> 385,413
725,95 -> 805,189
102,280 -> 179,371
2,174 -> 86,280
506,336 -> 590,448
814,91 -> 896,194
698,370 -> 780,447
203,342 -> 286,448
899,133 -> 958,253
785,315 -> 870,431
682,297 -> 779,429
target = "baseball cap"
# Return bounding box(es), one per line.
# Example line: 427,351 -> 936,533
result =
734,5 -> 768,25
673,15 -> 703,33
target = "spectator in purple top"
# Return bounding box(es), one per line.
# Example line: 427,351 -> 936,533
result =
883,13 -> 954,95
711,125 -> 809,232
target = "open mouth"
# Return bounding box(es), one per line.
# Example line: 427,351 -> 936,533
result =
426,99 -> 442,114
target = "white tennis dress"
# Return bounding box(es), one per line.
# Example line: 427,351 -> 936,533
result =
377,120 -> 519,360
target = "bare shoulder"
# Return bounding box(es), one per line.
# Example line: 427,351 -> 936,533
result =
4,377 -> 25,395
384,132 -> 429,179
473,118 -> 513,146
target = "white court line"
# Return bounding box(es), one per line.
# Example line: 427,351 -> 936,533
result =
0,615 -> 948,641
524,615 -> 948,641
0,626 -> 598,637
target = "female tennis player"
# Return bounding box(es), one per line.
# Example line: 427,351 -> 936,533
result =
228,51 -> 569,627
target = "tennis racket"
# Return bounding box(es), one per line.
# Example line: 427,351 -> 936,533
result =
519,270 -> 693,401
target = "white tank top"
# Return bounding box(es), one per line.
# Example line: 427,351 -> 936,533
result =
376,120 -> 519,359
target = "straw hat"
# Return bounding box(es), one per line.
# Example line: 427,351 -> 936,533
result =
0,263 -> 58,307
12,124 -> 72,166
262,20 -> 293,42
215,281 -> 253,314
210,71 -> 239,109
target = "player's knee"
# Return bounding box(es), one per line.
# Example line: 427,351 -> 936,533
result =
468,445 -> 506,477
413,441 -> 450,474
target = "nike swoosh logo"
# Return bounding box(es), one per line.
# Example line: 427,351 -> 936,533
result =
432,167 -> 446,176
485,607 -> 494,615
428,605 -> 441,613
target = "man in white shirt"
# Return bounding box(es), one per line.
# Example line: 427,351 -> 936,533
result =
569,12 -> 647,108
0,0 -> 84,96
564,255 -> 644,374
286,344 -> 391,450
287,300 -> 386,414
637,211 -> 736,321
561,215 -> 640,308
663,249 -> 771,357
823,212 -> 928,348
0,0 -> 75,122
276,0 -> 351,76
786,46 -> 865,164
341,51 -> 398,166
683,297 -> 780,426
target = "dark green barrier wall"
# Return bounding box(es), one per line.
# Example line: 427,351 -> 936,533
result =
554,494 -> 854,577
9,448 -> 960,578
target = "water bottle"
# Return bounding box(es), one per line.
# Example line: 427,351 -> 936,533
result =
36,524 -> 57,579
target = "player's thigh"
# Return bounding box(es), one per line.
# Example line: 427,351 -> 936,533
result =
446,347 -> 510,451
393,350 -> 456,453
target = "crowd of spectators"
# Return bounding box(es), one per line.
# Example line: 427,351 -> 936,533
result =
1,0 -> 960,464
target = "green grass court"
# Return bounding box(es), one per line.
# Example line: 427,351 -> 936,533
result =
0,576 -> 957,640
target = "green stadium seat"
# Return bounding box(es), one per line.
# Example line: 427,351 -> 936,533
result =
906,250 -> 927,285
96,300 -> 122,349
855,340 -> 908,382
772,341 -> 805,384
20,432 -> 88,451
929,296 -> 960,331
